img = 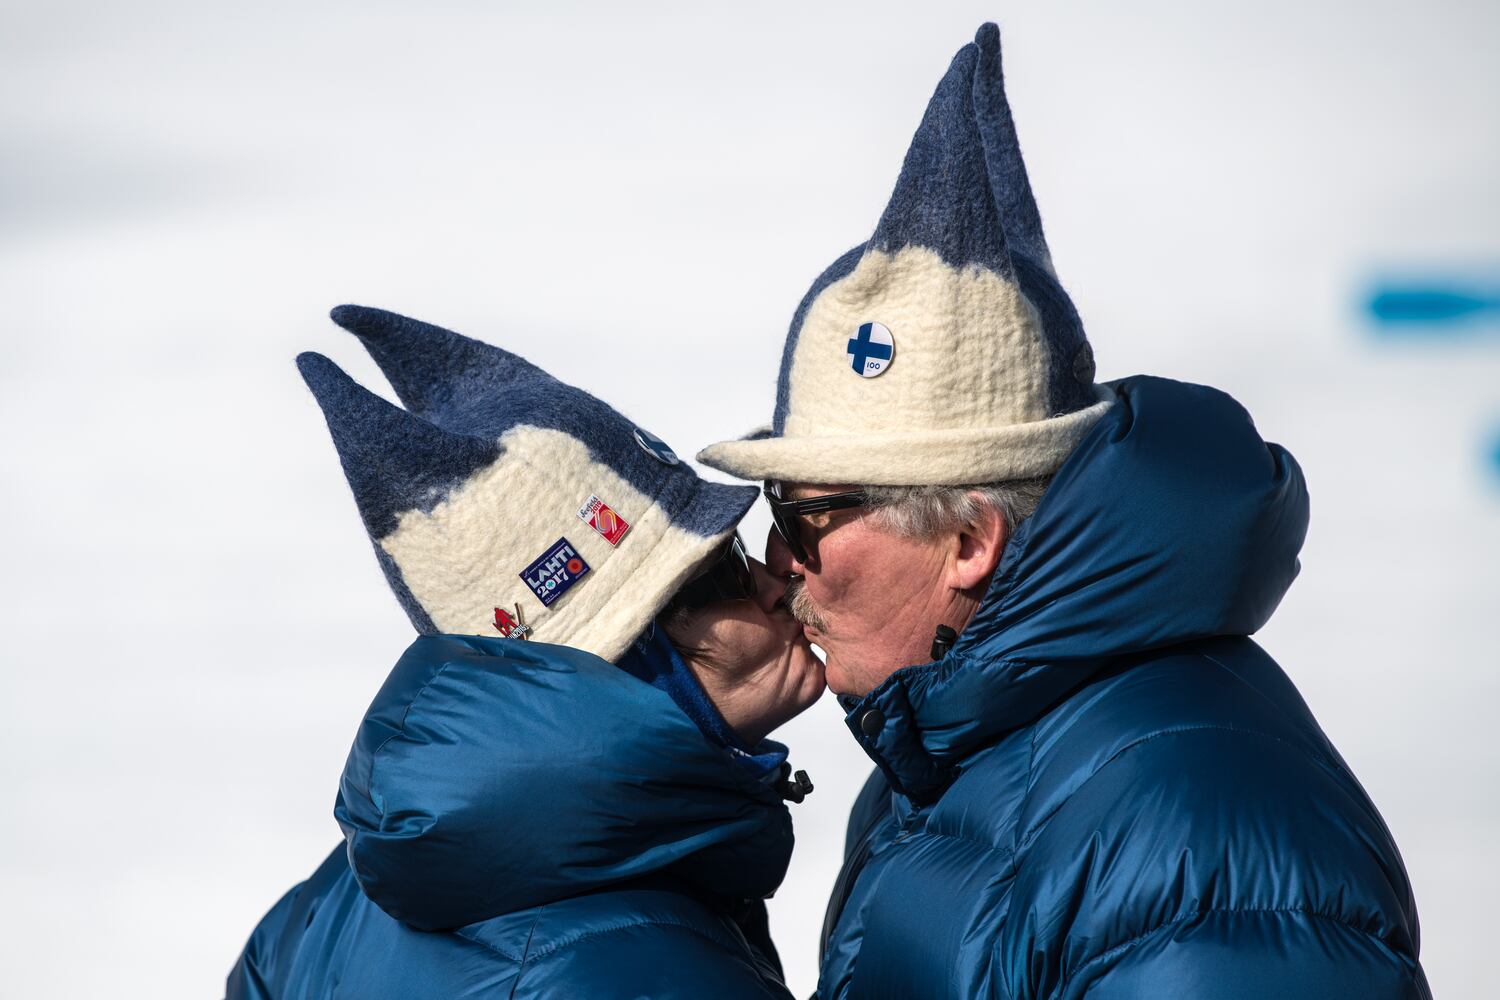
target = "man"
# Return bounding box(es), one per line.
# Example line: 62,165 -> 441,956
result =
699,23 -> 1430,1000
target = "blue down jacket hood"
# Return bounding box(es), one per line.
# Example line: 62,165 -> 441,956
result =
845,375 -> 1309,802
821,376 -> 1428,999
336,633 -> 794,931
227,634 -> 797,999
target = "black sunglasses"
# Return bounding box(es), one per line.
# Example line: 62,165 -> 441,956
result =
671,533 -> 757,610
762,481 -> 871,564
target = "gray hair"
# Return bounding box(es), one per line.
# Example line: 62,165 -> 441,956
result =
862,477 -> 1053,538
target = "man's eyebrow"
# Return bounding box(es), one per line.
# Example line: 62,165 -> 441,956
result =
787,484 -> 855,501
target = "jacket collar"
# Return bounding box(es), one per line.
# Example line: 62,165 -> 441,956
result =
839,377 -> 1310,803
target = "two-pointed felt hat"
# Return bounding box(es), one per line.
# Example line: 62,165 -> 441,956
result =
300,305 -> 757,663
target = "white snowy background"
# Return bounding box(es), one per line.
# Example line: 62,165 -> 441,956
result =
3,2 -> 1496,997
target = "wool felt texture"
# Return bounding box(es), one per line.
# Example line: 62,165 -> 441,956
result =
699,23 -> 1108,487
327,305 -> 754,538
300,306 -> 758,662
700,247 -> 1114,485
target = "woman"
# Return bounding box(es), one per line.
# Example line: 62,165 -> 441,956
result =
226,306 -> 824,999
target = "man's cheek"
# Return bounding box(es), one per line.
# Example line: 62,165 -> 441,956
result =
838,575 -> 880,617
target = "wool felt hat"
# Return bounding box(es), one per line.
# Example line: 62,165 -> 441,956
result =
698,23 -> 1113,487
299,305 -> 758,663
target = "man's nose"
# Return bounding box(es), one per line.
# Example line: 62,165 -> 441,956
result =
764,524 -> 806,577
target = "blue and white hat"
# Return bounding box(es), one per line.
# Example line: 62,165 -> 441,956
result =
698,23 -> 1113,486
299,305 -> 758,663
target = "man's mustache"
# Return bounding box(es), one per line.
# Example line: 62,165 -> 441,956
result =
784,577 -> 829,632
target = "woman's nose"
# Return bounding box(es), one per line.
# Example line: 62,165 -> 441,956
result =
765,524 -> 807,577
748,557 -> 791,613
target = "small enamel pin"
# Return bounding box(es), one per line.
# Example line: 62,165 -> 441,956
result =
578,494 -> 630,545
633,427 -> 680,465
847,321 -> 894,378
520,537 -> 591,608
493,602 -> 532,640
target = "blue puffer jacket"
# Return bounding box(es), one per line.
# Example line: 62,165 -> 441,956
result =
227,628 -> 797,999
819,376 -> 1430,999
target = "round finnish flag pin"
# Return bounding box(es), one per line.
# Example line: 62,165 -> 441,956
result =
633,427 -> 680,466
847,322 -> 894,378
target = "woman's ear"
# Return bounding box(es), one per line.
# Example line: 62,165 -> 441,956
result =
946,496 -> 1008,594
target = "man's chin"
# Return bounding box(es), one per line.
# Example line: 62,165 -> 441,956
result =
823,658 -> 870,699
804,633 -> 879,698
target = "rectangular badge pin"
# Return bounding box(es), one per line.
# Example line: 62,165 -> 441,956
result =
577,494 -> 630,545
520,537 -> 591,608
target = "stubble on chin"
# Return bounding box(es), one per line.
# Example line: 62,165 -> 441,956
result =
784,577 -> 829,633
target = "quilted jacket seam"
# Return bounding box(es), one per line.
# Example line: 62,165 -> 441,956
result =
1054,905 -> 1416,999
902,824 -> 1017,862
502,909 -> 543,999
1016,724 -> 1300,856
1198,652 -> 1341,772
998,721 -> 1041,1000
447,923 -> 524,965
519,916 -> 744,967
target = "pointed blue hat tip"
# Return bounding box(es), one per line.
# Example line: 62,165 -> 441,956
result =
868,22 -> 1010,276
329,303 -> 360,325
329,303 -> 402,341
295,350 -> 344,392
325,303 -> 536,422
296,351 -> 386,418
295,344 -> 507,545
776,21 -> 1099,435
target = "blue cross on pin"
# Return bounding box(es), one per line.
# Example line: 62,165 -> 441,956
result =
847,322 -> 894,378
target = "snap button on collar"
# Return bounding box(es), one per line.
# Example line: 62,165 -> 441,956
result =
859,708 -> 886,736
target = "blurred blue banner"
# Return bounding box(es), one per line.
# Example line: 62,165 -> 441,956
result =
1367,282 -> 1499,332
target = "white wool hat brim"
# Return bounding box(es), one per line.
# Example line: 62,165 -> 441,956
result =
697,385 -> 1114,487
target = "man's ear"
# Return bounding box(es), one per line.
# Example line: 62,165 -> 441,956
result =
946,497 -> 1008,593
